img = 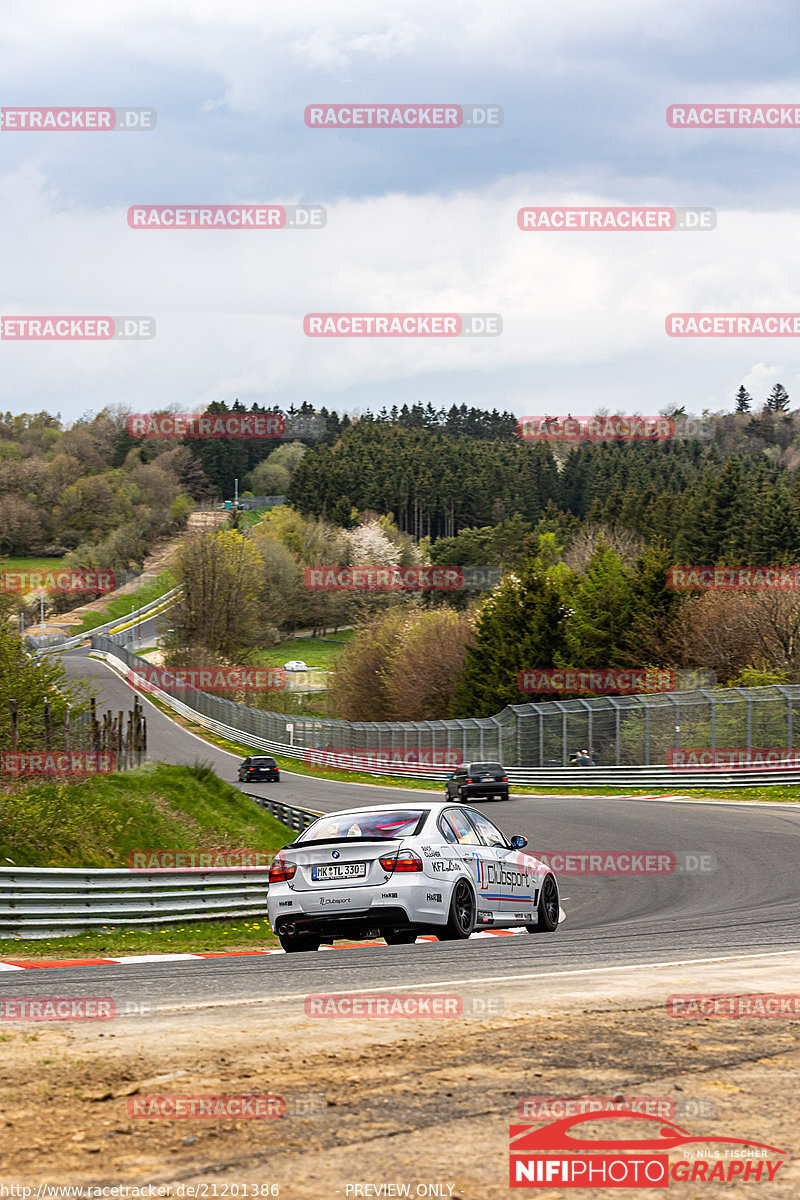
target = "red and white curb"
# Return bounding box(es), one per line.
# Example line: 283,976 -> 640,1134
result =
0,928 -> 526,972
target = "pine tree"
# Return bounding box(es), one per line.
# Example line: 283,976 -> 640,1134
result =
766,383 -> 790,412
735,385 -> 752,413
563,546 -> 635,668
451,566 -> 570,716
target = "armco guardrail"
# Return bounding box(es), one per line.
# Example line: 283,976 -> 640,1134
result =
248,794 -> 321,831
0,864 -> 270,939
0,797 -> 323,939
32,587 -> 181,655
503,766 -> 800,790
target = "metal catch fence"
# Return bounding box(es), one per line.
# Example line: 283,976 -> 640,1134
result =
92,636 -> 800,768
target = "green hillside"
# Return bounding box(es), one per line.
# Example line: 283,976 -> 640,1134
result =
0,761 -> 293,868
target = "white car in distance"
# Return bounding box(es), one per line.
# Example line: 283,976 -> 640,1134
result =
267,801 -> 560,952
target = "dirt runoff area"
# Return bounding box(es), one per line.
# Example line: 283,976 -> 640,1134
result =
0,953 -> 798,1199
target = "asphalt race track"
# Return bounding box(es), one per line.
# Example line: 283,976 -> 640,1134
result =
11,646 -> 796,1015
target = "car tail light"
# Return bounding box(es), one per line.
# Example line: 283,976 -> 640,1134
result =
269,852 -> 297,883
378,848 -> 423,872
501,777 -> 507,782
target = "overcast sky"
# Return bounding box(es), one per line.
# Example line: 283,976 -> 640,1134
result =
2,0 -> 800,424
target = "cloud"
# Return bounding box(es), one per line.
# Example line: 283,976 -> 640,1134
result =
2,0 -> 800,420
3,160 -> 800,417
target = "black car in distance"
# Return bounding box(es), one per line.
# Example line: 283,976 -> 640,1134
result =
238,756 -> 280,783
444,761 -> 509,802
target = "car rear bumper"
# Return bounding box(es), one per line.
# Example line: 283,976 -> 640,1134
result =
462,784 -> 509,799
268,879 -> 452,934
271,904 -> 426,938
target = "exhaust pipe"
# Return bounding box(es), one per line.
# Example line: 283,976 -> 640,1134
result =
280,922 -> 296,936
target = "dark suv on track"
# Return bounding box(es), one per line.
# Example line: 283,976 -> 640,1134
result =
444,761 -> 509,803
238,756 -> 280,783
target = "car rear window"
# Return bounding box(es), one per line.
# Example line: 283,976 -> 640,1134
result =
251,758 -> 276,767
298,809 -> 427,842
470,762 -> 503,773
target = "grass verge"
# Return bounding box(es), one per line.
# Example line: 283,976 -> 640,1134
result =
515,784 -> 800,802
251,631 -> 355,671
0,556 -> 67,573
0,920 -> 278,959
75,570 -> 176,633
0,761 -> 294,867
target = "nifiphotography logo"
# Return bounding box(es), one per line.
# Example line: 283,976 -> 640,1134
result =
509,1111 -> 785,1187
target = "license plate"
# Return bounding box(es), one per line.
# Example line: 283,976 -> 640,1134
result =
311,863 -> 367,881
483,775 -> 494,781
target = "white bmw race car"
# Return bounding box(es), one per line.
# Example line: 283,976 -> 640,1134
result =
267,801 -> 560,952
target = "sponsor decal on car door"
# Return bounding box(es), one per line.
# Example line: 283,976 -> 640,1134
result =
438,808 -> 488,919
466,808 -> 534,921
443,807 -> 510,924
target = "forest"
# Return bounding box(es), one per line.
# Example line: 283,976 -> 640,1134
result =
4,393 -> 800,718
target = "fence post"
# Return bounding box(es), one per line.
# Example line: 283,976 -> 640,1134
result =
673,696 -> 680,754
10,700 -> 18,755
644,699 -> 650,765
790,693 -> 793,752
777,686 -> 793,751
44,699 -> 51,752
732,688 -> 752,751
64,706 -> 70,753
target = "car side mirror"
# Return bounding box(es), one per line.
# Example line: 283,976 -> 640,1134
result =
510,835 -> 528,849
